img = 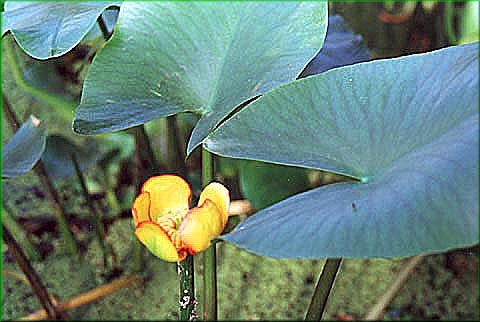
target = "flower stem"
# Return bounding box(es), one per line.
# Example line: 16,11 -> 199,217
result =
178,255 -> 196,321
305,258 -> 342,321
3,224 -> 65,319
201,148 -> 217,321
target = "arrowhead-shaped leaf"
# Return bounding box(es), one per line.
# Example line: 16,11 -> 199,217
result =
41,135 -> 99,179
73,2 -> 327,154
2,1 -> 120,59
2,115 -> 46,178
238,15 -> 369,211
205,43 -> 479,258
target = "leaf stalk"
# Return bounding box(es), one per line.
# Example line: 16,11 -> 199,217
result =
305,258 -> 342,321
202,148 -> 217,321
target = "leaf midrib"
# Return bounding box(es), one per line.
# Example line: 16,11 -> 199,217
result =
203,4 -> 246,114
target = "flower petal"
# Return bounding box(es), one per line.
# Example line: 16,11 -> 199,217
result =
135,222 -> 179,262
198,182 -> 230,227
131,192 -> 151,226
141,175 -> 191,222
178,200 -> 223,254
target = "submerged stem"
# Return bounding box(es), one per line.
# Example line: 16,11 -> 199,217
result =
19,275 -> 140,321
201,149 -> 217,321
2,205 -> 41,261
3,225 -> 64,319
71,153 -> 109,266
364,255 -> 425,320
104,182 -> 122,214
305,258 -> 342,321
35,162 -> 81,259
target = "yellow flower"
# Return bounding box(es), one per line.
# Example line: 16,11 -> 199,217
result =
132,175 -> 230,262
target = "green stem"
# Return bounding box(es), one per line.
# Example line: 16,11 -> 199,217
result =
104,182 -> 122,214
2,94 -> 80,259
167,115 -> 187,176
71,153 -> 108,267
132,125 -> 160,173
4,37 -> 76,122
202,149 -> 214,186
2,205 -> 41,261
97,14 -> 111,40
178,255 -> 196,321
305,258 -> 342,321
444,1 -> 458,44
202,149 -> 216,321
203,247 -> 216,321
35,161 -> 81,260
3,225 -> 64,319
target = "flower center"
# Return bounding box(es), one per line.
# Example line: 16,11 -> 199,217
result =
157,210 -> 187,250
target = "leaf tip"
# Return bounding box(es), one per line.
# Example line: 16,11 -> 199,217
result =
29,115 -> 42,127
186,138 -> 201,159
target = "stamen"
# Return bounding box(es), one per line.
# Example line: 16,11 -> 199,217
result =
157,212 -> 186,252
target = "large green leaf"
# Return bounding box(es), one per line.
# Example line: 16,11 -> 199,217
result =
237,15 -> 368,211
2,115 -> 46,178
205,43 -> 479,258
73,2 -> 327,154
2,1 -> 120,59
